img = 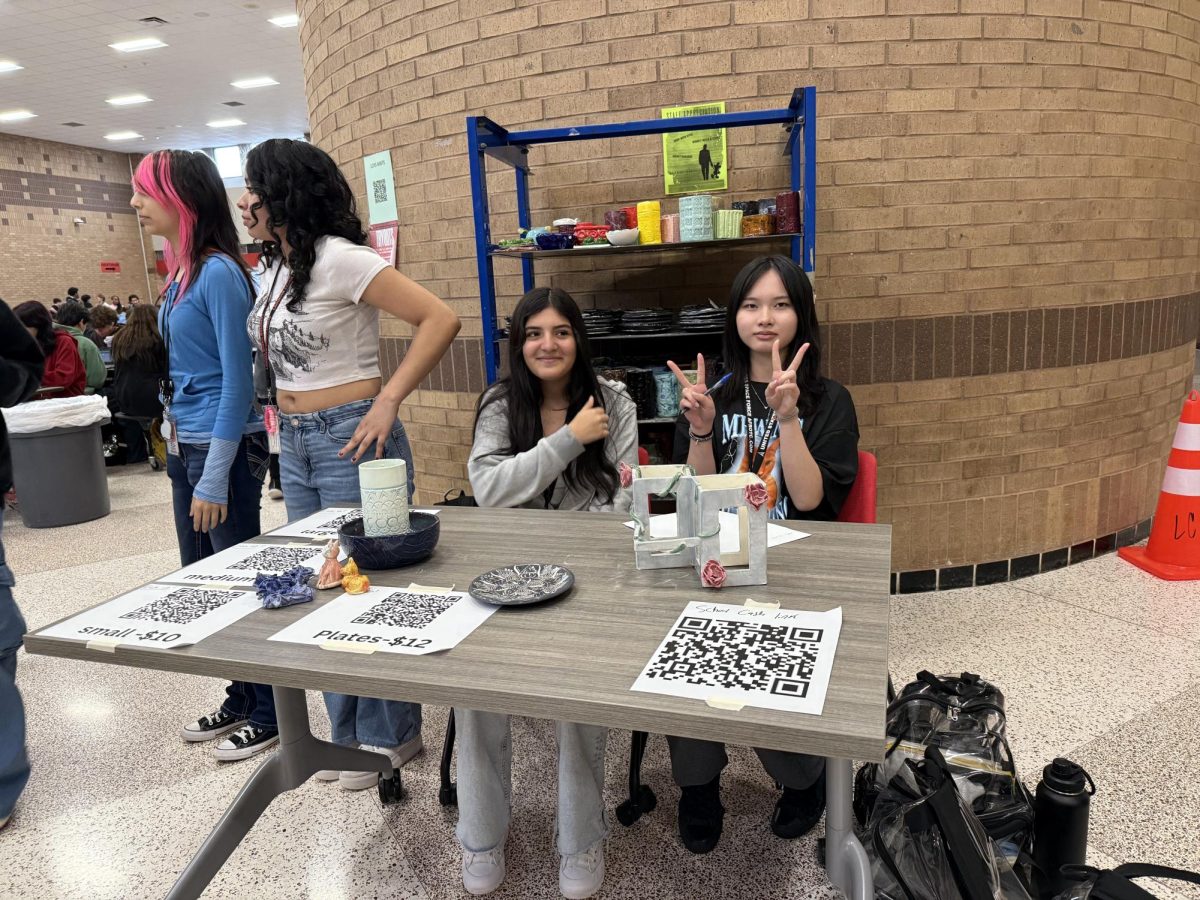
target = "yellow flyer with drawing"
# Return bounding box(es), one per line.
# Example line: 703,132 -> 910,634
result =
661,101 -> 728,195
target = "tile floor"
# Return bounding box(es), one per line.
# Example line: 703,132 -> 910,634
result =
3,369 -> 1200,899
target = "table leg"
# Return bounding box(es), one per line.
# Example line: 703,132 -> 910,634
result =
166,686 -> 395,900
823,758 -> 873,900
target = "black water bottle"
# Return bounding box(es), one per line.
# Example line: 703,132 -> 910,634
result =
1033,758 -> 1095,899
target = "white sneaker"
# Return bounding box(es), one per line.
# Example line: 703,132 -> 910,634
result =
338,735 -> 424,791
462,846 -> 505,896
314,767 -> 341,782
559,841 -> 604,899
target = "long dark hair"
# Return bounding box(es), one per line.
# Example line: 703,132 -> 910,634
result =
15,301 -> 59,355
111,305 -> 166,370
244,138 -> 367,313
477,288 -> 619,506
717,255 -> 825,419
131,150 -> 252,301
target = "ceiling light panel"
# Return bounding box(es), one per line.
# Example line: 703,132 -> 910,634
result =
109,37 -> 167,53
269,14 -> 299,27
207,118 -> 245,128
0,110 -> 36,122
0,61 -> 23,73
105,130 -> 142,140
107,94 -> 152,106
231,76 -> 278,89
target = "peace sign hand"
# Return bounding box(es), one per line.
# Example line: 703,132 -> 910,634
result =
668,353 -> 715,434
764,339 -> 809,420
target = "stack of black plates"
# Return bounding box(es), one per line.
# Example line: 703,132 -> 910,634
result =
580,308 -> 623,337
620,308 -> 675,334
678,305 -> 725,333
623,368 -> 659,419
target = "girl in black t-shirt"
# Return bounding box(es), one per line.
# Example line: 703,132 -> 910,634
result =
664,254 -> 859,853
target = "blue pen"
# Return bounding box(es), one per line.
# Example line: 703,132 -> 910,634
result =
703,373 -> 732,396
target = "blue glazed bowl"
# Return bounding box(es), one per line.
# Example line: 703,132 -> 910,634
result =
338,512 -> 440,570
535,232 -> 575,250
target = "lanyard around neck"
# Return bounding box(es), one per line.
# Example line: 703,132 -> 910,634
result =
744,380 -> 777,476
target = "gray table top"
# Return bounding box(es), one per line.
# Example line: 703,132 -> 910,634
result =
25,507 -> 892,761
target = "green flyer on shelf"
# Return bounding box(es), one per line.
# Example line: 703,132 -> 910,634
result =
661,101 -> 728,196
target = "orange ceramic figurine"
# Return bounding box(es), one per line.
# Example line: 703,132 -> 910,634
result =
316,539 -> 344,590
341,557 -> 370,594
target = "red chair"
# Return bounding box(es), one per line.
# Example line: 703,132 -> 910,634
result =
837,450 -> 878,525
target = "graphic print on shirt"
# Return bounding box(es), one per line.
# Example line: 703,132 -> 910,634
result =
252,283 -> 331,382
718,410 -> 804,520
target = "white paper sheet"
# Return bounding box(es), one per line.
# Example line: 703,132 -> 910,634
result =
159,541 -> 329,588
266,507 -> 441,540
267,586 -> 497,655
35,583 -> 261,650
631,602 -> 842,716
623,511 -> 810,554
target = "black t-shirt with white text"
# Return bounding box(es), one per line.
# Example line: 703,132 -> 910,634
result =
673,377 -> 859,521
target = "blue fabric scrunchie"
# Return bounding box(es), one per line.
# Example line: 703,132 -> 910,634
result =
256,565 -> 316,609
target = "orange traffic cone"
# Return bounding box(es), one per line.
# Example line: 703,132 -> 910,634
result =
1119,390 -> 1200,580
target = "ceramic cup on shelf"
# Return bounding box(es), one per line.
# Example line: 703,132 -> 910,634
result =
679,195 -> 714,242
661,213 -> 681,243
713,208 -> 743,239
359,458 -> 410,537
776,191 -> 800,234
637,201 -> 662,243
654,369 -> 680,417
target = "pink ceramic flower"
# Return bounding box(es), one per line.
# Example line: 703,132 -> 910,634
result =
619,462 -> 634,489
744,482 -> 769,511
701,559 -> 727,589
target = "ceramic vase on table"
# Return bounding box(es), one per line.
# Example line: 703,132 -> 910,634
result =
359,458 -> 410,536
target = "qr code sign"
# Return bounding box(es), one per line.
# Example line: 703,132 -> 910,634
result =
120,588 -> 242,626
303,510 -> 360,536
228,547 -> 317,572
643,617 -> 824,699
372,179 -> 387,203
352,592 -> 455,629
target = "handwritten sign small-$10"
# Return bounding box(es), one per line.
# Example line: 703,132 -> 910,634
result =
632,602 -> 842,716
35,583 -> 261,650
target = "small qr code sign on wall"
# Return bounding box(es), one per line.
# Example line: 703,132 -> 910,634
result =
631,602 -> 843,716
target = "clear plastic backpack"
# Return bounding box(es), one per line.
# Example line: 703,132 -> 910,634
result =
1054,863 -> 1200,899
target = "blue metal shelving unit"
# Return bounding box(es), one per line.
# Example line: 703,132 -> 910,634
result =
466,86 -> 817,384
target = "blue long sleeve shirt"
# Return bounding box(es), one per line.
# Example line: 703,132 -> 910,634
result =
159,254 -> 262,502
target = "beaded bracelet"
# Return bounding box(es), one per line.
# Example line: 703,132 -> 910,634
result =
689,428 -> 714,443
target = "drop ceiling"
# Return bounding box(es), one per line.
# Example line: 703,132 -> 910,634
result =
0,0 -> 309,153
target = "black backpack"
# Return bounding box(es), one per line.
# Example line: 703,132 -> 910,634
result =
1054,863 -> 1200,899
855,671 -> 1036,877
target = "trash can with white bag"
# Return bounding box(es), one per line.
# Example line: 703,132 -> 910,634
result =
2,395 -> 112,528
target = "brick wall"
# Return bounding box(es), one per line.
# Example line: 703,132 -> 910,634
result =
295,0 -> 1200,570
0,133 -> 157,304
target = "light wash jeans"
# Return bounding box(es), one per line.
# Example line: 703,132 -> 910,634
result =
0,513 -> 30,819
278,398 -> 421,748
455,709 -> 608,857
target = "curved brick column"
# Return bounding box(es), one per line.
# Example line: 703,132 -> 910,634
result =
295,0 -> 1200,581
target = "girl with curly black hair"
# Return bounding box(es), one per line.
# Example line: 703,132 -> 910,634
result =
239,138 -> 460,790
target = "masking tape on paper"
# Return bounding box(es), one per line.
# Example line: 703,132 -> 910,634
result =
705,696 -> 746,711
743,597 -> 779,610
408,583 -> 454,595
320,640 -> 377,655
86,639 -> 121,653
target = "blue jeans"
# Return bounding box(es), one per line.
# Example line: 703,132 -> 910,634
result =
167,432 -> 277,732
279,398 -> 421,748
0,514 -> 30,820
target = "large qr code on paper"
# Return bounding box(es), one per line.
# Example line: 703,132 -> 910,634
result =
352,592 -> 456,629
303,510 -> 361,536
120,588 -> 242,626
372,179 -> 387,203
227,547 -> 317,572
643,617 -> 824,699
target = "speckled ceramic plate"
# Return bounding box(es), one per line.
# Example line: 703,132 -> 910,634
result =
468,564 -> 575,607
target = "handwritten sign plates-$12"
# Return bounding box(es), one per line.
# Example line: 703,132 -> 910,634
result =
34,583 -> 262,650
268,586 -> 497,655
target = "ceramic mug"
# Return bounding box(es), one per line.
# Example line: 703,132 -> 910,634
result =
359,459 -> 410,536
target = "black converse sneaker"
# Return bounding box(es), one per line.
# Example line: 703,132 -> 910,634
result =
181,709 -> 247,743
212,724 -> 280,761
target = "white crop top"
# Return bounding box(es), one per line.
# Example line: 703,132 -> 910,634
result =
247,235 -> 390,392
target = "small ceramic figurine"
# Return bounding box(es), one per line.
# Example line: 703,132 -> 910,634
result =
316,539 -> 344,589
341,557 -> 370,594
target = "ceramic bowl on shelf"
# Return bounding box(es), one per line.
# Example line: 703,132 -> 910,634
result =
606,227 -> 639,246
535,232 -> 576,250
338,512 -> 440,570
